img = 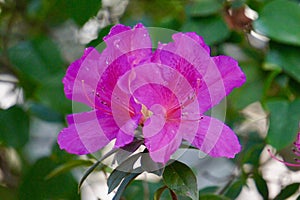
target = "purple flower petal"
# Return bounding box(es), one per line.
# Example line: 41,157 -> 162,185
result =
58,110 -> 118,154
189,116 -> 241,158
198,55 -> 246,112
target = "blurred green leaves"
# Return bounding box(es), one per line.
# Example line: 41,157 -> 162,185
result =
254,0 -> 300,46
0,106 -> 29,148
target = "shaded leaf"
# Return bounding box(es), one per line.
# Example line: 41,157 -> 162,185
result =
28,102 -> 64,122
154,186 -> 168,200
112,167 -> 142,200
265,43 -> 300,83
181,15 -> 230,45
253,0 -> 300,46
224,179 -> 243,199
186,0 -> 223,17
200,194 -> 230,200
0,106 -> 29,148
266,99 -> 300,150
18,157 -> 79,200
108,153 -> 142,193
253,172 -> 269,200
274,183 -> 300,200
163,160 -> 198,200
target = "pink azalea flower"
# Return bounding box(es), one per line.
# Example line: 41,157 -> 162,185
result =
58,23 -> 246,164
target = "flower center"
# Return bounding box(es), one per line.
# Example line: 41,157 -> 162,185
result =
141,104 -> 153,120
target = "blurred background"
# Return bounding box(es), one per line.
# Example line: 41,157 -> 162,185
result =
1,0 -> 300,199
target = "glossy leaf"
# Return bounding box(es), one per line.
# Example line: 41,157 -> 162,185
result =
267,99 -> 300,150
163,160 -> 198,200
253,0 -> 300,46
0,106 -> 29,148
274,183 -> 300,200
181,15 -> 230,45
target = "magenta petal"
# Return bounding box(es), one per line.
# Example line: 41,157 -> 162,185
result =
62,47 -> 102,107
198,55 -> 246,113
190,116 -> 241,158
184,32 -> 210,54
58,110 -> 118,155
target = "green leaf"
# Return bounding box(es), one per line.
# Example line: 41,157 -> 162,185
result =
8,37 -> 64,84
274,183 -> 300,200
253,172 -> 269,200
186,0 -> 223,17
224,180 -> 244,199
253,0 -> 300,46
122,180 -> 164,200
46,159 -> 94,180
199,194 -> 230,200
28,102 -> 64,122
0,106 -> 29,148
266,99 -> 300,150
181,15 -> 230,45
108,153 -> 142,193
228,61 -> 264,110
141,153 -> 164,176
18,157 -> 79,200
31,0 -> 102,25
154,186 -> 168,200
112,168 -> 142,200
199,186 -> 219,194
265,43 -> 300,83
163,160 -> 198,200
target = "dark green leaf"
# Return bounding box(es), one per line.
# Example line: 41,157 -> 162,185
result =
87,25 -> 114,47
274,183 -> 300,200
267,99 -> 300,150
224,180 -> 243,199
18,157 -> 79,200
253,0 -> 300,46
199,194 -> 230,200
181,15 -> 230,45
33,0 -> 102,25
0,106 -> 29,148
46,159 -> 94,180
253,172 -> 269,200
112,167 -> 142,200
265,43 -> 300,83
163,160 -> 198,200
186,0 -> 223,17
122,180 -> 164,200
108,153 -> 142,193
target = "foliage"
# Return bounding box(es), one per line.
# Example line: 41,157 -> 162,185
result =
0,0 -> 300,199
